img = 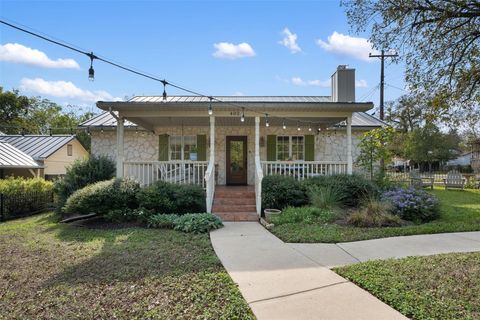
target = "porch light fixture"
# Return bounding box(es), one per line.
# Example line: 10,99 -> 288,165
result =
100,126 -> 104,133
282,119 -> 286,130
87,52 -> 96,81
208,97 -> 213,115
70,128 -> 74,136
297,121 -> 301,131
265,114 -> 269,127
241,108 -> 245,122
87,128 -> 91,136
162,80 -> 168,103
21,128 -> 25,136
135,127 -> 138,134
49,128 -> 52,136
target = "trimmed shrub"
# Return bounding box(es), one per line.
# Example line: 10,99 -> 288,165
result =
270,206 -> 336,225
301,174 -> 378,207
173,213 -> 223,234
0,177 -> 54,217
54,155 -> 115,211
137,181 -> 205,214
381,187 -> 440,223
147,214 -> 179,229
105,208 -> 150,223
347,197 -> 402,227
63,178 -> 139,216
261,175 -> 308,210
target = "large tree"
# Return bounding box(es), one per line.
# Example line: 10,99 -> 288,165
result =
342,0 -> 480,122
0,88 -> 94,150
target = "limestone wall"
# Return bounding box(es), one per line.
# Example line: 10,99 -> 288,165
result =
90,126 -> 365,185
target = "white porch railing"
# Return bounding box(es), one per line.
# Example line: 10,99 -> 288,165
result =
255,156 -> 263,216
124,161 -> 208,187
204,161 -> 215,213
261,161 -> 348,180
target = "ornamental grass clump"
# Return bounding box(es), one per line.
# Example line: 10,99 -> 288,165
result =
382,187 -> 440,223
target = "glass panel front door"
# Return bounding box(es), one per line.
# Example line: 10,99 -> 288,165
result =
226,136 -> 247,185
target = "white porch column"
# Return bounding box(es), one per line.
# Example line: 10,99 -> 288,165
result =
209,116 -> 215,161
116,117 -> 124,178
255,116 -> 260,159
347,114 -> 353,174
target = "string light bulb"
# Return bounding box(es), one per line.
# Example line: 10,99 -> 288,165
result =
265,114 -> 269,127
308,124 -> 312,132
87,128 -> 91,136
208,97 -> 213,115
282,119 -> 286,130
240,107 -> 245,122
88,52 -> 95,81
162,80 -> 168,103
297,121 -> 301,131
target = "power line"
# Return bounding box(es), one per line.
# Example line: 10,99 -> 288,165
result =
0,18 -> 365,130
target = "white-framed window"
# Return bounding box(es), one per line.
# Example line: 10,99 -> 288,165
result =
169,135 -> 197,160
276,136 -> 304,161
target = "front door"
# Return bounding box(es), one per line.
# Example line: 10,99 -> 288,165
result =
226,136 -> 248,185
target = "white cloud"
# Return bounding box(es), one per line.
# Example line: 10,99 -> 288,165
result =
0,43 -> 80,69
213,42 -> 256,59
279,28 -> 301,53
20,78 -> 122,102
232,91 -> 245,96
316,32 -> 378,62
291,77 -> 330,87
355,79 -> 368,88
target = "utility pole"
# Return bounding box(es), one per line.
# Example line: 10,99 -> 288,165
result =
369,50 -> 398,120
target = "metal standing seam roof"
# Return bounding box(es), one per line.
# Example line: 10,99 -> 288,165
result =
128,96 -> 333,103
0,135 -> 76,160
80,111 -> 385,128
0,141 -> 41,168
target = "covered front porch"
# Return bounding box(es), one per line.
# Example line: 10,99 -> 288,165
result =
96,97 -> 372,215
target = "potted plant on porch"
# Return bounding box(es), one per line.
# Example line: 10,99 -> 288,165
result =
189,146 -> 198,161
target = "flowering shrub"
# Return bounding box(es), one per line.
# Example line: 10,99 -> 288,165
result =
381,188 -> 440,223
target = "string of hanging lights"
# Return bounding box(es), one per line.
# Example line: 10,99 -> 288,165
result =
1,19 -> 346,132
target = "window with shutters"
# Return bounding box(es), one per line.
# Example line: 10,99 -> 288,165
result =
276,136 -> 304,161
169,136 -> 197,160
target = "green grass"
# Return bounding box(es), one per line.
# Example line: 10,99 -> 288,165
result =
270,188 -> 480,243
0,213 -> 254,319
334,252 -> 480,320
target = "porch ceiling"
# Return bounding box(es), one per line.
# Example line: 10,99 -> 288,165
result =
125,116 -> 347,131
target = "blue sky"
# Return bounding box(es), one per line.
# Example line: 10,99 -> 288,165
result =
0,0 -> 406,114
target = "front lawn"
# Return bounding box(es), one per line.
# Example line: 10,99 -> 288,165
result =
334,252 -> 480,320
270,188 -> 480,243
0,213 -> 254,319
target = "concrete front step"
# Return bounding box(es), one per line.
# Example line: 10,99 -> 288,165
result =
213,198 -> 256,205
214,212 -> 259,222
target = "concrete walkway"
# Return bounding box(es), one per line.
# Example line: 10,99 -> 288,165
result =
211,222 -> 406,320
290,231 -> 480,268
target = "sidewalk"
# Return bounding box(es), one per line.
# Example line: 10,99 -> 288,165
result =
289,231 -> 480,268
210,222 -> 406,320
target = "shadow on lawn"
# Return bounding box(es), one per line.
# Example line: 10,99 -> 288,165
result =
41,219 -> 219,288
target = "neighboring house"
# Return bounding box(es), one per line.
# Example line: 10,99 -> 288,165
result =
80,65 -> 384,217
0,135 -> 88,179
446,152 -> 473,167
0,140 -> 43,178
472,139 -> 480,173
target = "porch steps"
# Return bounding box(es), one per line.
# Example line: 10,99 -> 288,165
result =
212,186 -> 258,222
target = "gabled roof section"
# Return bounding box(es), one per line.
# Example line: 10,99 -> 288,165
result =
0,135 -> 76,160
80,111 -> 136,127
0,141 -> 42,168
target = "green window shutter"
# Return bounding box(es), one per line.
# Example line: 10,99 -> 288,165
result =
196,134 -> 207,161
158,134 -> 169,161
267,135 -> 277,161
304,135 -> 315,161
